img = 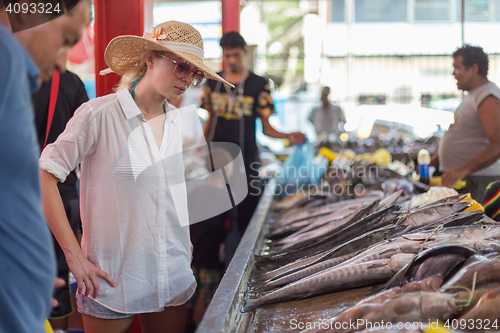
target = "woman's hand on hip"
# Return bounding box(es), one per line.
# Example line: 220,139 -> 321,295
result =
67,252 -> 116,299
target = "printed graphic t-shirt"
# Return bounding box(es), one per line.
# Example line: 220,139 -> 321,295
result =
201,71 -> 275,178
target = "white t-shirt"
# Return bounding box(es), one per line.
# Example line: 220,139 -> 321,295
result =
40,88 -> 196,313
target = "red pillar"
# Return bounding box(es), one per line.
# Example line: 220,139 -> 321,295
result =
94,0 -> 145,97
221,0 -> 240,33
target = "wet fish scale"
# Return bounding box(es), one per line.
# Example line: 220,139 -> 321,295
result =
261,255 -> 360,290
243,259 -> 396,312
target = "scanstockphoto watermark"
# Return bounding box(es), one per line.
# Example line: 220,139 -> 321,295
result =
249,161 -> 380,183
248,161 -> 377,198
127,104 -> 249,227
250,178 -> 368,199
289,319 -> 440,331
126,103 -> 377,227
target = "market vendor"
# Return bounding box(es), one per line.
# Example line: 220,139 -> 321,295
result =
308,86 -> 346,137
201,31 -> 306,235
432,44 -> 500,202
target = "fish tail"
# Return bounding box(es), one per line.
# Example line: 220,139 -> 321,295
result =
241,298 -> 263,312
250,274 -> 267,282
249,281 -> 272,291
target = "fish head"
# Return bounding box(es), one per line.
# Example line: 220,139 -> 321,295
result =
463,224 -> 500,240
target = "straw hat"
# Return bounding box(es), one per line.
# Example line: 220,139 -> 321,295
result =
102,21 -> 234,87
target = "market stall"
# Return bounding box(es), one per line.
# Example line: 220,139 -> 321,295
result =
196,148 -> 499,333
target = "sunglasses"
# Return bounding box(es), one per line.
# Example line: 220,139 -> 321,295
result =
157,53 -> 205,86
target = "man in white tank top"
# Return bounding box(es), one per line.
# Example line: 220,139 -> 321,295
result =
433,44 -> 500,202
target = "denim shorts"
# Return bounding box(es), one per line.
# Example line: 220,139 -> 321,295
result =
76,294 -> 134,320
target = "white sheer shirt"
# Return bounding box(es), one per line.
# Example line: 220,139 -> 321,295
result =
40,88 -> 196,313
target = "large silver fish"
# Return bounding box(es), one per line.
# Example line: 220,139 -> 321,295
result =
441,258 -> 500,291
272,197 -> 376,228
267,207 -> 359,245
384,245 -> 477,290
267,206 -> 359,240
402,224 -> 500,245
409,210 -> 483,232
255,224 -> 406,281
268,203 -> 394,256
243,254 -> 414,312
418,193 -> 469,209
260,248 -> 414,291
401,201 -> 471,231
397,193 -> 468,212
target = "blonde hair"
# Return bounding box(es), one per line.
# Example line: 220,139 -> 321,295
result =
116,51 -> 153,91
115,51 -> 181,91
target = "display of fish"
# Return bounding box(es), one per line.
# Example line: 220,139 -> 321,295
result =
384,245 -> 477,290
252,250 -> 362,287
268,207 -> 359,242
272,197 -> 376,228
243,254 -> 414,312
257,205 -> 395,265
268,203 -> 394,256
270,201 -> 379,250
241,187 -> 500,332
259,250 -> 415,292
254,224 -> 408,285
302,292 -> 459,333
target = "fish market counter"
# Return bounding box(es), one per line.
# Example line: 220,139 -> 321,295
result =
196,179 -> 500,333
196,180 -> 374,333
195,179 -> 275,333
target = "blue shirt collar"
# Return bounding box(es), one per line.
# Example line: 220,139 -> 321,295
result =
24,52 -> 40,92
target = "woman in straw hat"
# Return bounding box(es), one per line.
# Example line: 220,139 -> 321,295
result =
39,21 -> 232,333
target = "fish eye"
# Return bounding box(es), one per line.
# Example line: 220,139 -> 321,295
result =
481,225 -> 487,229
